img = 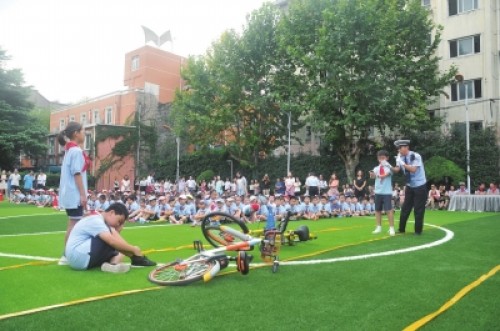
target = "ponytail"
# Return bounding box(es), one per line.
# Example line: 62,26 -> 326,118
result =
58,121 -> 83,146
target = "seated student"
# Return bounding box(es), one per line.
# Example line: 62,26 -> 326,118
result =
192,200 -> 209,227
87,193 -> 97,212
250,196 -> 269,223
318,196 -> 331,218
362,197 -> 371,216
225,197 -> 238,217
12,189 -> 26,204
302,196 -> 317,220
353,197 -> 365,216
339,195 -> 352,218
65,203 -> 156,273
349,197 -> 360,217
142,196 -> 160,222
96,194 -> 110,213
39,190 -> 53,208
311,196 -> 322,220
129,198 -> 148,223
169,195 -> 193,225
125,195 -> 140,214
288,196 -> 304,220
329,198 -> 341,218
274,196 -> 289,222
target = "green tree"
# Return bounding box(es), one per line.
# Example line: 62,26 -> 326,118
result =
171,3 -> 303,168
278,0 -> 456,182
0,48 -> 48,169
425,156 -> 465,185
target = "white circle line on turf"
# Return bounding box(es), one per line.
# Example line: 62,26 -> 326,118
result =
252,222 -> 454,267
0,223 -> 175,238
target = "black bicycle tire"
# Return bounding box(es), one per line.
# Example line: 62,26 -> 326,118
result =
201,212 -> 249,248
148,258 -> 216,286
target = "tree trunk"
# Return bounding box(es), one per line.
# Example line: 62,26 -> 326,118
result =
338,138 -> 361,184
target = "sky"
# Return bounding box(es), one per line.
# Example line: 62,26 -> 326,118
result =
0,0 -> 269,104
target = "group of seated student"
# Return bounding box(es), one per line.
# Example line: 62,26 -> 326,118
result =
8,188 -> 58,208
101,189 -> 378,227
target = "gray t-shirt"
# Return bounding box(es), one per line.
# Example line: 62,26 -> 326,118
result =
65,214 -> 111,270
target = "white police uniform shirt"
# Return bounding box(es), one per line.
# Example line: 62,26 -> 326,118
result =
400,151 -> 426,188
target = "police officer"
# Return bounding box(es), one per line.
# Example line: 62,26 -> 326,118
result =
392,140 -> 427,235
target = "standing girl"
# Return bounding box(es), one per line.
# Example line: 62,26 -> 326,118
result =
57,122 -> 89,265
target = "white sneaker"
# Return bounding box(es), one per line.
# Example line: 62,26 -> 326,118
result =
101,262 -> 130,273
389,228 -> 395,236
58,256 -> 68,266
372,227 -> 382,234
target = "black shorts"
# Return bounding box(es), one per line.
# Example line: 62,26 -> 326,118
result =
375,195 -> 393,212
66,205 -> 84,221
87,236 -> 119,269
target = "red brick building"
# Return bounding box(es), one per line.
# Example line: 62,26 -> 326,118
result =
48,45 -> 184,190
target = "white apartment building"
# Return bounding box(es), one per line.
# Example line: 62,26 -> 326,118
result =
429,0 -> 500,139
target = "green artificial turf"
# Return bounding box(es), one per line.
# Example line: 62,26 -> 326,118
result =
0,202 -> 498,330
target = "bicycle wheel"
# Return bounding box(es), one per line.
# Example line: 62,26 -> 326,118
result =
148,255 -> 216,286
202,212 -> 249,248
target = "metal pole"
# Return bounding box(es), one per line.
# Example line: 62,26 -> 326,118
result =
176,137 -> 180,180
287,111 -> 291,174
227,160 -> 233,180
136,101 -> 141,183
465,84 -> 471,192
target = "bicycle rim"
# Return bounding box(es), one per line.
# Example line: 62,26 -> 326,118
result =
148,257 -> 215,286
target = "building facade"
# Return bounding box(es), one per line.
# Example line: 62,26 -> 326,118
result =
48,45 -> 184,190
429,0 -> 500,138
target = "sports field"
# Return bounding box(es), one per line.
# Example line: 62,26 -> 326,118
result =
0,202 -> 498,330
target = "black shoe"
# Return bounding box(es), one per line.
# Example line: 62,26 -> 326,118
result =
131,255 -> 157,267
396,230 -> 405,235
414,232 -> 422,236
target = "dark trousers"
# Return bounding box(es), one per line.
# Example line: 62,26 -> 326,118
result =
399,184 -> 427,234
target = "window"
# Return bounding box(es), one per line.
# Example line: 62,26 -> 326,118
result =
93,109 -> 101,124
80,113 -> 87,125
144,82 -> 160,97
450,79 -> 482,101
449,0 -> 478,16
69,115 -> 75,122
59,119 -> 65,131
131,55 -> 140,71
48,137 -> 55,155
451,121 -> 483,135
449,35 -> 480,57
422,0 -> 430,7
105,107 -> 113,124
84,133 -> 92,151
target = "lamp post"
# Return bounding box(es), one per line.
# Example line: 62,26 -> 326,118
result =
227,159 -> 233,180
455,74 -> 471,191
287,111 -> 291,175
176,137 -> 180,181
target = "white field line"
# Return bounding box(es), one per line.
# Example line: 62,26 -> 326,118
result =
0,252 -> 58,262
0,223 -> 174,238
251,223 -> 454,267
0,213 -> 60,220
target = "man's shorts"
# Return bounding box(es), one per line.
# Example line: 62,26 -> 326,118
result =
375,194 -> 393,212
66,205 -> 84,221
87,236 -> 119,269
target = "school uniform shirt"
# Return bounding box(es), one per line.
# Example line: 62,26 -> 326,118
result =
87,200 -> 96,211
330,201 -> 341,211
340,202 -> 350,212
290,204 -> 303,214
128,201 -> 140,213
65,214 -> 111,270
59,146 -> 88,209
373,164 -> 393,195
310,203 -> 321,213
355,202 -> 364,212
146,204 -> 161,218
